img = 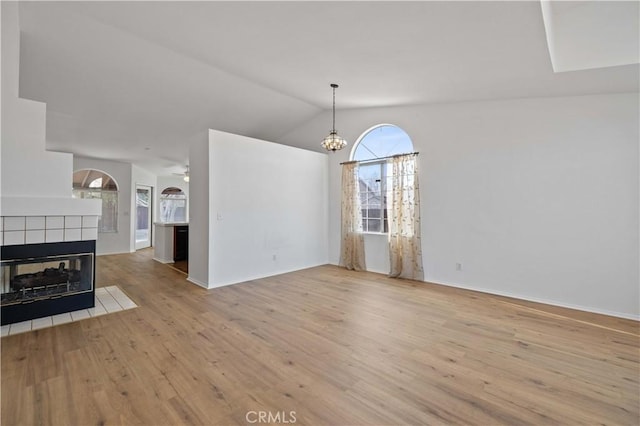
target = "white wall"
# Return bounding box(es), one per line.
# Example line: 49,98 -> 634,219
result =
279,93 -> 639,319
74,157 -> 133,255
187,132 -> 211,288
1,1 -> 73,200
191,129 -> 329,288
1,2 -> 99,219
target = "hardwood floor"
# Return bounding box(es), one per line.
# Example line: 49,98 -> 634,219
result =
2,249 -> 638,425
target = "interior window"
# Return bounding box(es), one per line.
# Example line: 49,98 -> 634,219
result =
72,169 -> 119,233
159,187 -> 187,223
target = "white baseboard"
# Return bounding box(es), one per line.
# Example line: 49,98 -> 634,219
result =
429,279 -> 640,321
96,250 -> 131,256
152,257 -> 174,264
186,276 -> 209,289
326,261 -> 639,321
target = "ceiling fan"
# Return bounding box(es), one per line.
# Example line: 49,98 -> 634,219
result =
172,165 -> 190,183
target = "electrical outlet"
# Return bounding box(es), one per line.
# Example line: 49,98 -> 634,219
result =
455,262 -> 463,271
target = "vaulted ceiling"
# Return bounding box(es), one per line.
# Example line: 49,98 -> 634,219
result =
15,1 -> 639,176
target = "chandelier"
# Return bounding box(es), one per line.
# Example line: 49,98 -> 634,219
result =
321,83 -> 347,152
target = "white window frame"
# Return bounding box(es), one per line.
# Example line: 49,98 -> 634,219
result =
358,160 -> 389,234
351,124 -> 414,235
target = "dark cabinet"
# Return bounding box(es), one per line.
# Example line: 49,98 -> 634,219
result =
173,226 -> 189,261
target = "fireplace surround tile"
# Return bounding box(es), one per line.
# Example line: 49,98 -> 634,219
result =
82,216 -> 99,228
45,229 -> 64,243
26,216 -> 45,230
3,230 -> 25,245
65,215 -> 82,229
64,228 -> 82,241
45,216 -> 65,229
82,228 -> 98,241
4,217 -> 25,231
25,229 -> 45,244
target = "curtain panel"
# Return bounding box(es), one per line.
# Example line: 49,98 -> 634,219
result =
339,162 -> 366,271
387,154 -> 424,280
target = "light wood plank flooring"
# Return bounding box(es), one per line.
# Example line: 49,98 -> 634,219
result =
2,249 -> 638,425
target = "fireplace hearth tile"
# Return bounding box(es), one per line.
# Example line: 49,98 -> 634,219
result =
106,287 -> 138,310
101,302 -> 123,314
2,286 -> 137,336
52,313 -> 73,326
32,316 -> 53,330
70,309 -> 91,321
88,301 -> 108,317
9,320 -> 32,335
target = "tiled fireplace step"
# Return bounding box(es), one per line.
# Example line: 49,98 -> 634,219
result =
1,286 -> 137,337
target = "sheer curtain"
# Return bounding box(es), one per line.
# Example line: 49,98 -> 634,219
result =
339,162 -> 366,271
387,154 -> 424,280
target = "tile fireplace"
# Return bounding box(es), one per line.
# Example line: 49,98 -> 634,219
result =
1,240 -> 96,325
0,206 -> 101,326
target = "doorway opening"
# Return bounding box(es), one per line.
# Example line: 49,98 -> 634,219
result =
135,185 -> 153,250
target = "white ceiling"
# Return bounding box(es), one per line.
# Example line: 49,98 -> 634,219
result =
541,1 -> 639,72
15,1 -> 639,176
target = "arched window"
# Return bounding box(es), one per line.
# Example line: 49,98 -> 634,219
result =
351,124 -> 414,233
159,187 -> 187,223
72,169 -> 119,233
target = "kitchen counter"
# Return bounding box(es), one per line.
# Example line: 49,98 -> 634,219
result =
153,222 -> 188,263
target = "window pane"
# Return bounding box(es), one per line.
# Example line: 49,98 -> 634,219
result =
352,125 -> 413,234
161,198 -> 186,222
367,208 -> 382,220
100,191 -> 118,233
353,125 -> 414,161
367,219 -> 381,233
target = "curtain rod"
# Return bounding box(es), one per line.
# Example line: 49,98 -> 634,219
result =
340,152 -> 419,165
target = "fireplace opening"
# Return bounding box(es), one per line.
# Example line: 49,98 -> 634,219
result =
1,240 -> 95,325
